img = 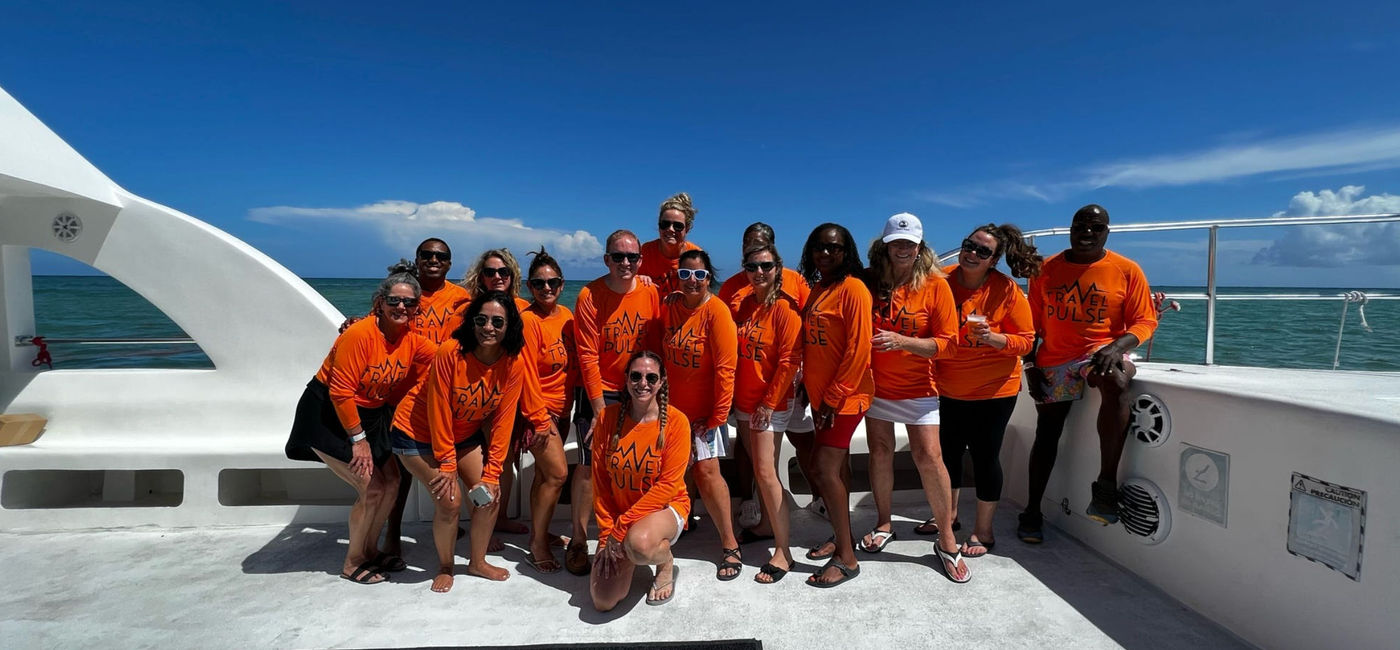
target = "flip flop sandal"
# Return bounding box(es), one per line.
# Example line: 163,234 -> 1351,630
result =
806,559 -> 860,588
858,528 -> 896,553
716,547 -> 743,581
805,535 -> 837,560
526,551 -> 561,574
961,539 -> 995,558
934,544 -> 972,584
565,541 -> 591,576
647,565 -> 679,606
755,563 -> 789,584
340,561 -> 387,584
738,528 -> 775,545
913,516 -> 961,536
371,552 -> 408,572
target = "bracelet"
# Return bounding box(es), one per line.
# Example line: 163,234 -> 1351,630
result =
348,432 -> 367,443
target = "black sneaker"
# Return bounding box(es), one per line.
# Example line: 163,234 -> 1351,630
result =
1017,511 -> 1044,544
1086,480 -> 1120,525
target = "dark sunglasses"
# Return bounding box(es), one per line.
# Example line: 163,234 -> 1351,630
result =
658,220 -> 687,233
529,277 -> 564,290
628,371 -> 661,385
1071,222 -> 1108,234
417,250 -> 451,262
813,243 -> 844,255
743,261 -> 777,273
677,268 -> 709,281
961,239 -> 995,260
383,296 -> 420,308
472,314 -> 507,328
608,252 -> 642,264
480,266 -> 511,278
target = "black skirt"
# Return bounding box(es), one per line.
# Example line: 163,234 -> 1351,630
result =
285,379 -> 395,468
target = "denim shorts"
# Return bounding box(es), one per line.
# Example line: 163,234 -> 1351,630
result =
391,427 -> 481,457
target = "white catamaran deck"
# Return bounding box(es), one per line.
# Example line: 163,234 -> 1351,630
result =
1,494 -> 1248,649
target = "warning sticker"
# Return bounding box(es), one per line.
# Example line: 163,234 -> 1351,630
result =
1287,472 -> 1365,581
1179,444 -> 1228,527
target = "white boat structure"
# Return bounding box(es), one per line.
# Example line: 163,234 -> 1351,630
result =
2,85 -> 1398,649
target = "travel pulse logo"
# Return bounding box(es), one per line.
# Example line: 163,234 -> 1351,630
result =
665,321 -> 705,369
415,304 -> 455,339
1046,280 -> 1110,324
738,319 -> 767,362
451,380 -> 502,421
877,303 -> 923,338
361,358 -> 410,400
602,311 -> 649,354
541,333 -> 571,375
609,437 -> 661,491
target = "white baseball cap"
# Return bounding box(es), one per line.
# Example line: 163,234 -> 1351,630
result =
882,212 -> 923,244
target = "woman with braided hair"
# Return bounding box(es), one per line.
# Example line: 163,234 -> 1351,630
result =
590,351 -> 692,609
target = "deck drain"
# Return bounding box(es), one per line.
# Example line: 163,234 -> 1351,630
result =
1129,392 -> 1170,447
1120,478 -> 1171,544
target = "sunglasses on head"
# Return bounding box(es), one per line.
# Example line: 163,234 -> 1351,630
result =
608,252 -> 641,264
813,243 -> 844,255
677,268 -> 709,281
472,314 -> 507,329
529,277 -> 564,290
383,296 -> 420,308
961,239 -> 995,260
658,220 -> 687,233
628,371 -> 661,385
743,261 -> 777,273
1071,222 -> 1108,234
480,266 -> 511,278
417,250 -> 450,262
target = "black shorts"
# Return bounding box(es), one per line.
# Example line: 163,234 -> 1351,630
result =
569,387 -> 622,466
285,379 -> 395,468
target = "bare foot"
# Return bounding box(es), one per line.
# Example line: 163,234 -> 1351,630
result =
494,519 -> 529,534
431,567 -> 454,593
488,535 -> 505,553
805,538 -> 836,560
467,560 -> 511,581
962,535 -> 995,558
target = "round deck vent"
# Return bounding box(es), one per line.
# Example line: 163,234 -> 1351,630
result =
1119,478 -> 1171,544
52,213 -> 83,243
1128,392 -> 1170,447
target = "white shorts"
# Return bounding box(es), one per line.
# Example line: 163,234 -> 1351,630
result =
667,505 -> 685,545
866,395 -> 941,426
784,400 -> 815,433
692,424 -> 732,462
731,402 -> 793,433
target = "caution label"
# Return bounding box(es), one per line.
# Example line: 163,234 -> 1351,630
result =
1287,472 -> 1366,581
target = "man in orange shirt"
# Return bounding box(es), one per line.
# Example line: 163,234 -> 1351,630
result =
1020,204 -> 1159,543
637,192 -> 702,294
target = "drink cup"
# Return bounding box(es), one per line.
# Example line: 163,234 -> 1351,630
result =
966,314 -> 987,325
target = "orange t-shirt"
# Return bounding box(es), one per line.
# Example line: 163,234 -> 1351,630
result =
522,305 -> 576,417
936,267 -> 1036,400
870,275 -> 958,400
314,316 -> 435,431
637,239 -> 702,295
574,278 -> 662,402
391,340 -> 530,479
719,267 -> 811,313
591,403 -> 692,543
660,295 -> 737,428
1028,250 -> 1159,367
413,282 -> 472,345
801,275 -> 874,414
733,292 -> 804,413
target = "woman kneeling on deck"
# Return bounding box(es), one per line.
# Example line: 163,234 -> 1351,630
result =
591,351 -> 692,609
390,291 -> 555,592
285,264 -> 436,584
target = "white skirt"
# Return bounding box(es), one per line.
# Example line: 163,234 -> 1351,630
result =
732,402 -> 793,434
866,395 -> 940,425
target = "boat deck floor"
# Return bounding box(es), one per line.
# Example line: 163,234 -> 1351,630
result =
1,494 -> 1248,649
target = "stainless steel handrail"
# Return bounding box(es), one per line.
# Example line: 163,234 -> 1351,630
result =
15,335 -> 197,346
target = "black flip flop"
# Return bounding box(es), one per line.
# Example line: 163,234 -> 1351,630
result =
807,559 -> 860,588
372,552 -> 408,572
717,547 -> 743,581
340,561 -> 387,584
805,535 -> 836,560
913,516 -> 961,535
755,562 -> 789,584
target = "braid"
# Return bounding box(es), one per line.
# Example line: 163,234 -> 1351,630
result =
612,390 -> 631,454
655,381 -> 669,449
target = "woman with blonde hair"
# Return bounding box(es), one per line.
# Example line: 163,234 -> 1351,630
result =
638,192 -> 703,294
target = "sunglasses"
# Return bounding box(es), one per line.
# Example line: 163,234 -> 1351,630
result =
480,266 -> 511,278
472,314 -> 507,329
743,261 -> 777,273
417,250 -> 451,262
961,239 -> 995,260
383,296 -> 420,308
529,277 -> 564,290
677,268 -> 709,281
1071,222 -> 1108,234
658,220 -> 687,233
813,243 -> 844,255
628,371 -> 661,385
608,252 -> 642,264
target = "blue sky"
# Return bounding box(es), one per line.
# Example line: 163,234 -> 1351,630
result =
4,1 -> 1399,286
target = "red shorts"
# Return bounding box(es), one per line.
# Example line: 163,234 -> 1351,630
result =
814,411 -> 865,449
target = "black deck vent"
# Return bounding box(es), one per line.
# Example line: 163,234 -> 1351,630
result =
1119,478 -> 1172,544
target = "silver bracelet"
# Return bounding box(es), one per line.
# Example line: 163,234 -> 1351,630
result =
348,432 -> 367,444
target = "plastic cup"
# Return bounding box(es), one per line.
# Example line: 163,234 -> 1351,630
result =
966,314 -> 987,325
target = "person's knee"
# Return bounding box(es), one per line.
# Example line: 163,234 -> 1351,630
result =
867,428 -> 894,455
692,459 -> 721,483
752,459 -> 779,485
590,587 -> 619,612
538,461 -> 568,490
624,530 -> 658,560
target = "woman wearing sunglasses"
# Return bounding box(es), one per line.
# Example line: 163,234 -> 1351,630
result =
638,192 -> 703,294
860,213 -> 966,583
730,242 -> 803,583
285,264 -> 436,585
516,246 -> 576,573
388,291 -> 555,592
660,249 -> 741,581
590,351 -> 692,609
798,223 -> 874,588
936,224 -> 1039,558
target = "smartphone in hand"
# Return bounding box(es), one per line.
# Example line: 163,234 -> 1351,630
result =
468,484 -> 494,507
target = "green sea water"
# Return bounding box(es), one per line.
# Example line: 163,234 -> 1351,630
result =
27,276 -> 1400,372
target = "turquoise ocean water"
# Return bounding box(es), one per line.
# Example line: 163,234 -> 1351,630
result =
27,276 -> 1400,372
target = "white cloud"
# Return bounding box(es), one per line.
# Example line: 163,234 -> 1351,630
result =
249,200 -> 603,263
1252,186 -> 1400,267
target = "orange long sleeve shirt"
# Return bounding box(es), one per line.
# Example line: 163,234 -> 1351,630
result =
802,275 -> 874,414
719,267 -> 811,313
522,305 -> 576,417
660,295 -> 737,428
574,278 -> 662,402
1028,250 -> 1159,368
591,403 -> 692,544
733,291 -> 804,413
637,239 -> 702,296
870,276 -> 959,400
314,316 -> 435,431
413,282 -> 472,345
936,267 -> 1036,400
